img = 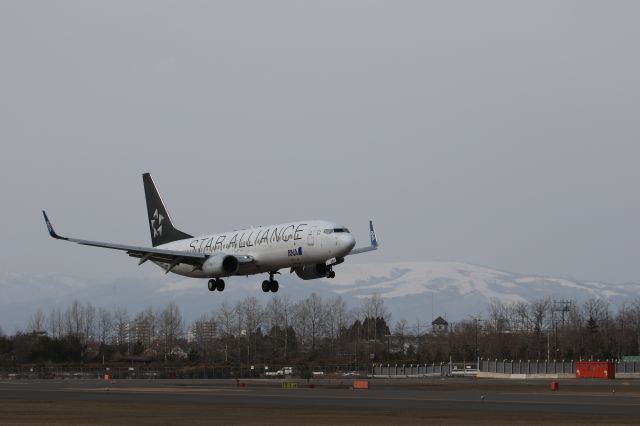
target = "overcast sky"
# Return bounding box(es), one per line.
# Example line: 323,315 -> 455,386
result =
1,1 -> 639,284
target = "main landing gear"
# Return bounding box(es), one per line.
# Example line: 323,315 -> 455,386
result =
208,278 -> 225,292
261,271 -> 279,293
326,266 -> 336,279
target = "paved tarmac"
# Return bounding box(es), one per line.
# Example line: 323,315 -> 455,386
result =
0,377 -> 638,425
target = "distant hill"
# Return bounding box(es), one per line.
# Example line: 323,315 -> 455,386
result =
1,262 -> 636,332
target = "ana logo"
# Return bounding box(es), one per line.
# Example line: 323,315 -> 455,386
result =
150,209 -> 164,238
288,247 -> 303,257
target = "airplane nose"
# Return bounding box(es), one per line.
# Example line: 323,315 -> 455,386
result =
348,234 -> 356,250
341,234 -> 356,252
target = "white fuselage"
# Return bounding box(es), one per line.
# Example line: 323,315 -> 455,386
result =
154,220 -> 356,278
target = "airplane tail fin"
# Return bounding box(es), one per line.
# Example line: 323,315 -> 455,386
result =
142,173 -> 193,247
369,220 -> 378,248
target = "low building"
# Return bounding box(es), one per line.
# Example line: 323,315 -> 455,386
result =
432,316 -> 448,334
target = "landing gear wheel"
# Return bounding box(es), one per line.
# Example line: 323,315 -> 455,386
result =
328,271 -> 336,279
216,279 -> 225,292
270,281 -> 279,292
208,279 -> 215,291
262,280 -> 270,292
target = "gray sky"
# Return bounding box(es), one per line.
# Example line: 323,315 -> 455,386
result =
1,1 -> 639,284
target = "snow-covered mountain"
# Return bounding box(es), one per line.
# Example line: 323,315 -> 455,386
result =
325,261 -> 637,324
0,262 -> 637,332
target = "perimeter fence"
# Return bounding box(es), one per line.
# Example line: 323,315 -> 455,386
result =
2,360 -> 640,379
0,363 -> 365,380
372,360 -> 640,377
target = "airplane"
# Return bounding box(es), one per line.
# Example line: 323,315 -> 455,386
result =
42,173 -> 378,293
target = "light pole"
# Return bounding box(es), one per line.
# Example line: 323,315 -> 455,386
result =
474,317 -> 484,367
385,334 -> 391,357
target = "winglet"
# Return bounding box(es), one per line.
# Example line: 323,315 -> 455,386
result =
369,220 -> 378,248
346,220 -> 379,256
42,210 -> 66,240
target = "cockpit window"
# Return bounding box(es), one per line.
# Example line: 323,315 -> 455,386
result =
324,228 -> 350,234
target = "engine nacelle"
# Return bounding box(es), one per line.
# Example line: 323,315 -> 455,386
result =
293,263 -> 329,280
202,254 -> 239,277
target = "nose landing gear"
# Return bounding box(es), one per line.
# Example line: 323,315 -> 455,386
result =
208,278 -> 225,292
261,271 -> 280,293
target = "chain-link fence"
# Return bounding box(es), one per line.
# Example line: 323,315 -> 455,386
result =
372,360 -> 640,377
371,363 -> 451,377
480,360 -> 574,375
2,361 -> 639,379
0,364 -> 366,380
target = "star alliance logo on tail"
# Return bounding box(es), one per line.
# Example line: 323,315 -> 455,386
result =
151,209 -> 164,238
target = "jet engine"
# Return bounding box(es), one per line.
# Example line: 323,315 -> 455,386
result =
202,254 -> 239,276
293,263 -> 329,280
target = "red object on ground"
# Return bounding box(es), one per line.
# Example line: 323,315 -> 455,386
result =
353,380 -> 369,389
575,362 -> 615,379
308,384 -> 315,389
550,382 -> 559,391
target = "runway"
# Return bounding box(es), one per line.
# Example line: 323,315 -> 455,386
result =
0,378 -> 638,425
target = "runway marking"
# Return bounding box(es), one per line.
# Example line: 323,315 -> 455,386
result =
72,384 -> 640,407
3,384 -> 640,411
68,387 -> 245,393
505,391 -> 640,397
207,391 -> 640,409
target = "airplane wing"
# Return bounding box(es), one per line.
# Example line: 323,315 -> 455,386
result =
42,211 -> 252,273
347,220 -> 379,256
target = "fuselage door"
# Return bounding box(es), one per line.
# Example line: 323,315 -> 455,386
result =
307,226 -> 316,246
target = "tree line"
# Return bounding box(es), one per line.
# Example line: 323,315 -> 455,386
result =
1,294 -> 639,366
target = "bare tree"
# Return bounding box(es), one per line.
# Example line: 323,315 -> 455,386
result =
82,302 -> 96,343
488,299 -> 509,332
265,296 -> 285,359
361,297 -> 374,341
584,298 -> 610,324
159,302 -> 183,360
97,307 -> 113,345
28,308 -> 46,333
394,318 -> 409,355
282,296 -> 294,360
370,293 -> 390,341
133,308 -> 156,349
242,296 -> 263,364
234,300 -> 247,361
47,307 -> 64,338
306,293 -> 324,353
112,306 -> 129,347
292,300 -> 310,353
630,299 -> 640,355
360,293 -> 389,359
216,302 -> 236,362
530,298 -> 551,332
265,296 -> 284,331
512,301 -> 532,332
326,296 -> 349,357
65,300 -> 84,339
